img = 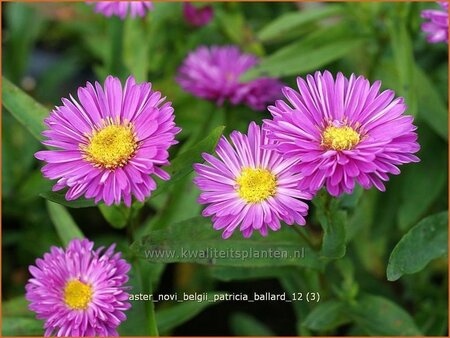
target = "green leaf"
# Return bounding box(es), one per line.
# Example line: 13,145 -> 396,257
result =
209,266 -> 291,281
397,128 -> 447,230
156,292 -> 223,334
106,17 -> 127,78
313,191 -> 347,259
2,76 -> 47,141
388,8 -> 417,117
123,18 -> 149,82
348,294 -> 422,336
47,201 -> 85,246
40,191 -> 96,208
302,300 -> 349,332
230,312 -> 275,336
3,3 -> 44,82
241,38 -> 364,81
257,5 -> 343,42
99,204 -> 130,229
119,260 -> 163,336
150,126 -> 225,198
131,216 -> 324,269
387,211 -> 448,281
2,317 -> 44,336
414,66 -> 448,140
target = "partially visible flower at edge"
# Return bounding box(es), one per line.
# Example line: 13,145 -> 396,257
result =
183,3 -> 214,27
26,238 -> 131,336
176,45 -> 284,111
193,122 -> 312,239
421,2 -> 448,44
35,75 -> 180,206
264,70 -> 420,197
90,1 -> 153,19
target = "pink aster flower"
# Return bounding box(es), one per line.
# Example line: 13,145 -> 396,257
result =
26,239 -> 131,337
176,45 -> 283,111
183,3 -> 213,27
421,2 -> 448,43
264,71 -> 420,197
35,76 -> 180,206
91,1 -> 153,19
193,122 -> 312,239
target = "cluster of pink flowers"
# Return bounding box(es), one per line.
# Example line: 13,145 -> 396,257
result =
194,71 -> 420,238
27,3 -> 432,335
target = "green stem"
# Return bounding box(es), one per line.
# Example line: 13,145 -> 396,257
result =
135,260 -> 159,336
223,103 -> 236,131
107,17 -> 125,77
146,282 -> 159,336
291,226 -> 317,250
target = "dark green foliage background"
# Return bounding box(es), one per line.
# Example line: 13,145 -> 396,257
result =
2,2 -> 448,336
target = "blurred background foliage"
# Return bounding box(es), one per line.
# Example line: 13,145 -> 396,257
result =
2,2 -> 448,336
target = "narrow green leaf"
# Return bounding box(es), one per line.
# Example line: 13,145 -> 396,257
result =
47,201 -> 84,246
119,260 -> 163,336
150,126 -> 225,198
131,216 -> 324,269
313,191 -> 347,259
397,128 -> 447,230
98,204 -> 130,229
230,312 -> 275,336
123,18 -> 149,82
302,300 -> 349,332
387,211 -> 448,281
106,17 -> 126,78
415,66 -> 448,140
2,317 -> 44,336
348,294 -> 422,336
241,39 -> 364,81
257,5 -> 343,42
4,3 -> 44,82
156,292 -> 223,334
40,191 -> 96,208
388,12 -> 417,117
2,76 -> 47,141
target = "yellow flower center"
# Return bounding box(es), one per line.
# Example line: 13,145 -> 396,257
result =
236,168 -> 277,203
321,126 -> 360,151
63,280 -> 93,310
82,121 -> 138,169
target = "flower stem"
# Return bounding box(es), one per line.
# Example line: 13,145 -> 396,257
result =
135,260 -> 159,336
147,282 -> 159,336
291,225 -> 317,250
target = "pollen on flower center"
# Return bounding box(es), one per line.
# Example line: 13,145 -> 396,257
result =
63,280 -> 93,310
236,168 -> 277,203
82,121 -> 138,169
321,125 -> 360,151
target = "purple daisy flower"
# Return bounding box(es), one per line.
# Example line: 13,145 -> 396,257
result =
264,71 -> 420,197
176,45 -> 283,111
193,122 -> 312,239
26,239 -> 131,337
421,2 -> 448,43
183,3 -> 214,27
91,1 -> 153,19
35,76 -> 180,206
